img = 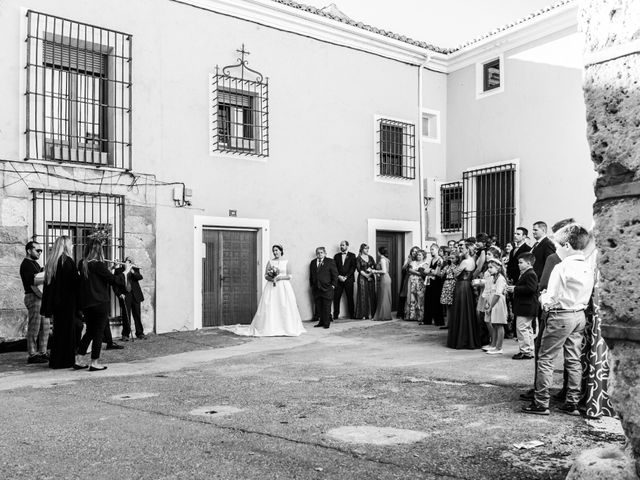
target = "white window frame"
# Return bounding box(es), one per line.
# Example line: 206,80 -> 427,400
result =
420,108 -> 441,144
372,114 -> 415,186
475,54 -> 505,99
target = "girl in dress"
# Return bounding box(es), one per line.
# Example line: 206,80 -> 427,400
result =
475,246 -> 502,348
373,246 -> 392,321
439,253 -> 458,330
354,243 -> 377,319
240,244 -> 305,337
483,259 -> 508,354
406,250 -> 427,322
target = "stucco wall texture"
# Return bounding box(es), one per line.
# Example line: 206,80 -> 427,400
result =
581,0 -> 640,475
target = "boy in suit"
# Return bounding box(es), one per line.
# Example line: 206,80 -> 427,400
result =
506,252 -> 538,360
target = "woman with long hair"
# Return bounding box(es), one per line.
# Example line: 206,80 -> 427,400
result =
372,246 -> 392,321
40,236 -> 82,369
447,240 -> 481,349
76,238 -> 130,370
354,243 -> 377,319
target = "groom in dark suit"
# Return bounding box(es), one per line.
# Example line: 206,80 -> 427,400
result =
333,240 -> 356,320
309,247 -> 338,329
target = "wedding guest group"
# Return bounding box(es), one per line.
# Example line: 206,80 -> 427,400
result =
19,235 -> 146,371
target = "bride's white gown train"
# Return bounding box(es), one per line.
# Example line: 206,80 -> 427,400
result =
220,259 -> 306,337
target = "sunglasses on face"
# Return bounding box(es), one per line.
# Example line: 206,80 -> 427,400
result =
35,249 -> 43,253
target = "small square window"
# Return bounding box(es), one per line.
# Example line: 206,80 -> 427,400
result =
421,109 -> 440,143
483,59 -> 501,91
476,54 -> 504,99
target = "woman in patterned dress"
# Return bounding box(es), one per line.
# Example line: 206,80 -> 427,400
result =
406,250 -> 427,322
439,253 -> 458,329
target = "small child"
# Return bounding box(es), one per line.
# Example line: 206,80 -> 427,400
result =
483,259 -> 508,354
506,252 -> 538,360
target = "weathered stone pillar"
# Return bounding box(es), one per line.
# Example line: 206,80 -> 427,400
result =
580,0 -> 640,478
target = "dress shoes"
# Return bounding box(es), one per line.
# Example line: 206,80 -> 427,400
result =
136,334 -> 147,340
105,343 -> 124,350
323,325 -> 330,329
27,354 -> 48,364
313,323 -> 323,328
89,365 -> 107,372
73,364 -> 89,370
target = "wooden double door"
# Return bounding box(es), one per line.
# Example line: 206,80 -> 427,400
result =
202,228 -> 258,327
375,231 -> 405,311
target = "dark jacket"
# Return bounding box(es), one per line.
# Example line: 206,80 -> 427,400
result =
113,266 -> 144,303
507,242 -> 532,284
78,260 -> 126,309
512,268 -> 539,317
333,252 -> 356,282
531,236 -> 556,280
20,258 -> 42,295
538,253 -> 561,292
41,256 -> 79,317
309,257 -> 338,299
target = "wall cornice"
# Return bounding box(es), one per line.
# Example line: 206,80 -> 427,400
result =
172,0 -> 578,74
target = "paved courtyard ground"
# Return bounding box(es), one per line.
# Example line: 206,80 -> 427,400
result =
0,320 -> 626,479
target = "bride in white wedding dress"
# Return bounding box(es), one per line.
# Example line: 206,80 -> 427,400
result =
220,244 -> 306,337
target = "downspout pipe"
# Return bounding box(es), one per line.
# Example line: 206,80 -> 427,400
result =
417,54 -> 431,249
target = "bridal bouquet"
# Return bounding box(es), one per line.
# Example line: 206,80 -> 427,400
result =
266,265 -> 280,286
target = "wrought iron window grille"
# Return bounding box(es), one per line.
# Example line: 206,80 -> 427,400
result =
25,11 -> 132,170
440,182 -> 463,233
376,119 -> 415,180
211,45 -> 269,157
461,163 -> 516,247
32,189 -> 125,264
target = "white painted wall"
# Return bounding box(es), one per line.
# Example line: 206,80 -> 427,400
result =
0,0 -> 424,332
446,31 -> 596,238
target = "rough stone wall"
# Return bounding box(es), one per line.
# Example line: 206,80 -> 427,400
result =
0,161 -> 156,341
581,0 -> 640,475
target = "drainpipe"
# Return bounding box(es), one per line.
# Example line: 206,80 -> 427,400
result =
417,54 -> 431,249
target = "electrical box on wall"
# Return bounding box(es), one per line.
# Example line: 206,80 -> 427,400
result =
424,177 -> 437,199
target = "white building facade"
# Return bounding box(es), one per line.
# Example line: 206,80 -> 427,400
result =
0,0 -> 592,340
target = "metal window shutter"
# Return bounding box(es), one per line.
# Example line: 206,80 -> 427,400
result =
43,40 -> 105,75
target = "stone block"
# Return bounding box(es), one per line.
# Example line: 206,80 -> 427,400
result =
566,446 -> 638,480
0,268 -> 28,309
0,243 -> 26,267
0,196 -> 29,226
593,198 -> 640,331
609,342 -> 640,463
581,0 -> 640,52
0,308 -> 27,341
0,226 -> 28,244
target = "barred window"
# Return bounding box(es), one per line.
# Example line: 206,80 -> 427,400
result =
32,189 -> 124,265
25,11 -> 132,169
377,119 -> 415,180
210,46 -> 268,157
462,163 -> 516,247
440,182 -> 463,232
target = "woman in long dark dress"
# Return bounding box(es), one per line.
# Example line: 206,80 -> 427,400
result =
447,241 -> 481,349
423,244 -> 444,326
354,244 -> 377,319
373,247 -> 392,321
77,238 -> 129,371
41,236 -> 82,369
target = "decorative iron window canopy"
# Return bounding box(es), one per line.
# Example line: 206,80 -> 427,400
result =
216,44 -> 267,84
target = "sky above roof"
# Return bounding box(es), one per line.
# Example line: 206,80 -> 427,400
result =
298,0 -> 564,49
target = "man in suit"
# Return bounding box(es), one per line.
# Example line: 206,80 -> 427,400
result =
531,221 -> 556,280
114,257 -> 146,340
309,247 -> 338,329
506,252 -> 539,360
333,240 -> 356,320
507,227 -> 532,284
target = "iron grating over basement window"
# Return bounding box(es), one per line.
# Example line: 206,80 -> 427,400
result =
440,182 -> 463,232
25,11 -> 132,169
211,45 -> 269,157
31,189 -> 125,266
462,163 -> 516,247
376,119 -> 415,180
